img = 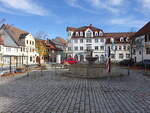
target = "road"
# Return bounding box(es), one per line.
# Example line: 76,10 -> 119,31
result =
0,69 -> 150,113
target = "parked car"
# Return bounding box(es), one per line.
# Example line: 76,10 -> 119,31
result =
136,60 -> 150,68
119,59 -> 134,66
61,58 -> 78,64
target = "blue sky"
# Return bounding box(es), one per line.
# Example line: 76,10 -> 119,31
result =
0,0 -> 149,39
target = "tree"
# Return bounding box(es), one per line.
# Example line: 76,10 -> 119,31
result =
35,31 -> 50,65
35,31 -> 49,40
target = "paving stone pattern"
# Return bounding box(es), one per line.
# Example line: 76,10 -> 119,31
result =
0,69 -> 150,113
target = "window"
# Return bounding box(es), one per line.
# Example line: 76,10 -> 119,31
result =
26,40 -> 28,44
74,39 -> 78,43
119,54 -> 124,59
146,48 -> 150,54
95,32 -> 98,36
95,46 -> 98,50
100,38 -> 104,42
145,35 -> 148,42
126,37 -> 129,42
74,46 -> 78,51
115,46 -> 117,50
76,32 -> 79,36
95,39 -> 98,43
127,46 -> 130,50
80,39 -> 83,43
32,41 -> 34,45
80,32 -> 83,36
86,44 -> 92,50
123,46 -> 126,50
86,39 -> 92,43
99,31 -> 103,36
126,54 -> 130,58
80,46 -> 83,50
133,49 -> 136,55
30,41 -> 32,45
100,46 -> 104,50
120,37 -> 124,42
6,47 -> 11,52
111,54 -> 115,59
119,46 -> 122,50
68,47 -> 72,51
30,56 -> 32,62
23,48 -> 25,52
139,51 -> 141,55
86,31 -> 92,37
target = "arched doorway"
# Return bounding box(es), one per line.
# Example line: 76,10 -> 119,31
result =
36,56 -> 40,64
74,55 -> 78,60
100,55 -> 105,62
95,55 -> 99,62
80,55 -> 84,62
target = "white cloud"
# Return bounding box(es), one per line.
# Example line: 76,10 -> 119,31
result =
141,0 -> 150,9
66,0 -> 98,14
109,0 -> 123,6
87,0 -> 122,14
0,0 -> 48,16
66,0 -> 125,14
109,17 -> 147,28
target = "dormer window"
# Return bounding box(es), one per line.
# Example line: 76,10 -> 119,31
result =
110,38 -> 114,43
120,37 -> 124,42
95,32 -> 98,36
68,32 -> 71,36
126,37 -> 129,42
86,31 -> 92,37
76,32 -> 79,36
99,31 -> 103,36
80,32 -> 83,36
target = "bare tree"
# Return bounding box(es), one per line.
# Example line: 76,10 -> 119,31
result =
35,31 -> 49,40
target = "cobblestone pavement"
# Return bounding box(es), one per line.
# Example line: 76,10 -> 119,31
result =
0,69 -> 150,113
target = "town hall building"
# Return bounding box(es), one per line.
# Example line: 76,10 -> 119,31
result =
66,24 -> 135,62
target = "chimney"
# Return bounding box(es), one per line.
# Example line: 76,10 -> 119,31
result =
89,24 -> 92,27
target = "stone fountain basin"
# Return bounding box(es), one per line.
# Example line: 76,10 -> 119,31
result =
63,64 -> 126,78
68,64 -> 105,78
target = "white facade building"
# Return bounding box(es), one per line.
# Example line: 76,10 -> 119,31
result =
132,22 -> 150,62
67,25 -> 106,62
106,34 -> 133,62
0,24 -> 39,66
67,25 -> 134,62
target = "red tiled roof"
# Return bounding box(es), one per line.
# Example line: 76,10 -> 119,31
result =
105,32 -> 135,44
0,36 -> 4,45
133,21 -> 150,37
46,43 -> 56,50
67,24 -> 102,32
1,24 -> 29,46
104,32 -> 135,38
54,37 -> 67,44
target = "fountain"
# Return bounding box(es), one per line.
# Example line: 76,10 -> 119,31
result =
62,48 -> 126,78
63,48 -> 108,78
85,49 -> 98,64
